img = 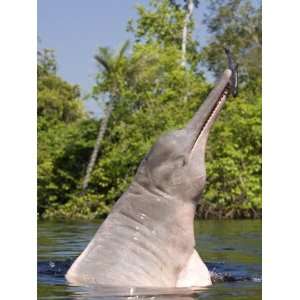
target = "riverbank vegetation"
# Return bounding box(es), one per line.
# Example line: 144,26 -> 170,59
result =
38,0 -> 261,220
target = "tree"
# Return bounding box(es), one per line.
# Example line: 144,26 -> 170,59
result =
37,49 -> 85,124
37,48 -> 56,76
128,0 -> 200,69
169,0 -> 200,68
202,0 -> 261,90
81,41 -> 130,191
37,48 -> 94,217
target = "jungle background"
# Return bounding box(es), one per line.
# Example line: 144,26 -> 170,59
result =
38,0 -> 261,220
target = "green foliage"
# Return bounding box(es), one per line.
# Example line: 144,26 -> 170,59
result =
202,91 -> 261,218
128,0 -> 201,69
38,49 -> 86,124
37,49 -> 99,217
38,48 -> 57,76
38,119 -> 99,215
128,0 -> 185,46
93,40 -> 131,96
202,0 -> 261,91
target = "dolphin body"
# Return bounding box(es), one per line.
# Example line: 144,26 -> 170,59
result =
66,69 -> 233,288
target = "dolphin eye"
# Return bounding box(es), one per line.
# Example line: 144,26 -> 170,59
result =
174,156 -> 186,168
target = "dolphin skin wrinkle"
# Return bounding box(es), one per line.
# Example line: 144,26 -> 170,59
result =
66,69 -> 233,288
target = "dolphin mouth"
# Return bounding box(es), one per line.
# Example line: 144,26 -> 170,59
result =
189,89 -> 229,155
187,69 -> 232,153
195,88 -> 229,139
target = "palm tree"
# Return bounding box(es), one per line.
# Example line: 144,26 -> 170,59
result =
82,41 -> 130,191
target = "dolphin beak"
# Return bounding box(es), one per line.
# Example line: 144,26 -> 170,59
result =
186,69 -> 232,150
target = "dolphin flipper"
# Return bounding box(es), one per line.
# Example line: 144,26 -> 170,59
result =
176,249 -> 212,287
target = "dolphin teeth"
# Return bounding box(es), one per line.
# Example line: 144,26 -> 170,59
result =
199,90 -> 228,138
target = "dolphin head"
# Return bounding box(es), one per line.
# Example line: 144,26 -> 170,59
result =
135,70 -> 232,202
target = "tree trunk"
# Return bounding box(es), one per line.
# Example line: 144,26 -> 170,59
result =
181,0 -> 194,68
82,100 -> 114,191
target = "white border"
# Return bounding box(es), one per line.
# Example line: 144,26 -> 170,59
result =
0,0 -> 37,298
263,0 -> 300,299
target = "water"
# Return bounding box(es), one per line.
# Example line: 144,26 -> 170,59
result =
38,220 -> 261,299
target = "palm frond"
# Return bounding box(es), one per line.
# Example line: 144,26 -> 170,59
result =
94,47 -> 113,72
115,40 -> 130,66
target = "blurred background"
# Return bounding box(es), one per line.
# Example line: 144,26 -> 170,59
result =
37,0 -> 261,220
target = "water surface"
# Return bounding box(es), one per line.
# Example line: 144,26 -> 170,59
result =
38,220 -> 261,299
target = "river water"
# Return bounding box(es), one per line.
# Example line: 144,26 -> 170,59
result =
38,220 -> 261,299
